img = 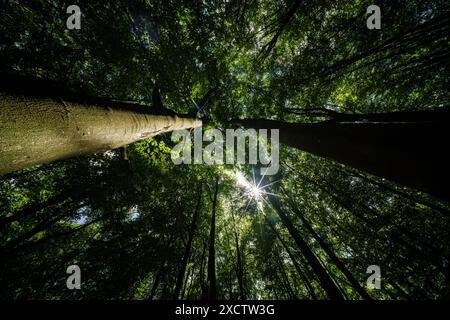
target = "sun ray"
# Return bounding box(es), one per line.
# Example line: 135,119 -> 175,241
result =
258,179 -> 281,190
255,174 -> 265,189
233,169 -> 283,214
261,191 -> 281,197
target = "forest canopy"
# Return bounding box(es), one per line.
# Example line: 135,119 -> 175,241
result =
0,0 -> 449,300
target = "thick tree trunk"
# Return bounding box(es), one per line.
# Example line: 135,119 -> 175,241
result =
286,107 -> 450,124
207,177 -> 219,300
0,75 -> 202,175
233,115 -> 450,201
173,184 -> 202,300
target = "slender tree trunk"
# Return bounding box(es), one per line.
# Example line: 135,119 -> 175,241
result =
335,163 -> 450,216
173,184 -> 202,300
186,269 -> 195,299
234,115 -> 450,201
267,193 -> 344,300
284,162 -> 449,275
284,196 -> 372,300
0,75 -> 202,175
275,252 -> 298,299
322,258 -> 349,300
314,15 -> 449,79
5,216 -> 101,256
0,202 -> 82,253
148,264 -> 164,300
234,231 -> 246,300
258,0 -> 302,60
180,266 -> 191,300
389,280 -> 411,300
200,240 -> 209,300
0,188 -> 76,228
207,177 -> 219,300
270,223 -> 317,299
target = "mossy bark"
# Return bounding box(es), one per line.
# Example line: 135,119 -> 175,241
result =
0,93 -> 201,175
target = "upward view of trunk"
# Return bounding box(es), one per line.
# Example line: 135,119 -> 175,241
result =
270,223 -> 318,299
283,160 -> 449,273
207,177 -> 220,300
173,184 -> 202,300
286,200 -> 372,300
6,216 -> 101,257
149,263 -> 165,300
0,75 -> 202,175
234,231 -> 246,300
0,203 -> 80,254
0,187 -> 75,229
275,251 -> 298,299
199,241 -> 209,300
334,163 -> 450,217
233,113 -> 450,201
312,15 -> 449,80
267,193 -> 344,300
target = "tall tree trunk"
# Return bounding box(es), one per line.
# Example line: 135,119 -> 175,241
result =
0,202 -> 83,254
334,162 -> 450,216
5,216 -> 101,256
286,107 -> 450,124
284,162 -> 449,275
270,223 -> 318,299
186,268 -> 195,299
234,231 -> 246,300
180,266 -> 191,300
266,193 -> 344,300
0,183 -> 93,230
0,75 -> 202,175
313,15 -> 449,79
258,0 -> 302,60
389,280 -> 411,300
148,263 -> 165,300
233,115 -> 450,201
207,177 -> 220,300
173,184 -> 202,300
275,251 -> 298,299
284,195 -> 372,300
200,240 -> 209,300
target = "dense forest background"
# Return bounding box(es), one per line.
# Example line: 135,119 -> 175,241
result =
1,0 -> 450,300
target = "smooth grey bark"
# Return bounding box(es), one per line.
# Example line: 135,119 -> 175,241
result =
0,75 -> 202,175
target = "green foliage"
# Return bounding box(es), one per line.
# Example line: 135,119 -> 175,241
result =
1,0 -> 450,300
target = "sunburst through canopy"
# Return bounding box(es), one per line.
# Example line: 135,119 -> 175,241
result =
234,170 -> 280,211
